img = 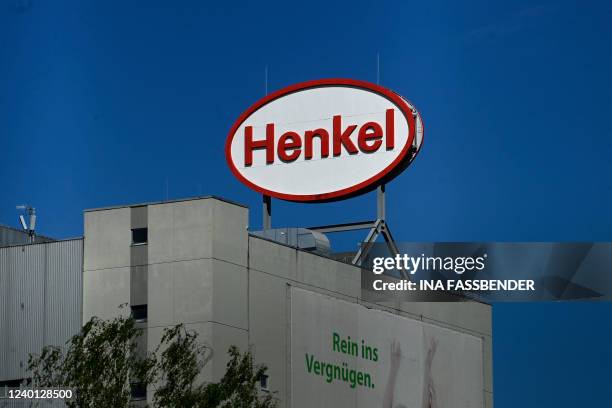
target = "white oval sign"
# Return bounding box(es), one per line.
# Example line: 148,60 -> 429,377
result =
226,79 -> 424,202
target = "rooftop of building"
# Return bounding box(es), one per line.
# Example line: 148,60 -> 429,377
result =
0,224 -> 56,248
83,195 -> 248,213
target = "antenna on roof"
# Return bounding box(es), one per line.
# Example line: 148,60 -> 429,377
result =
16,204 -> 36,243
19,215 -> 27,230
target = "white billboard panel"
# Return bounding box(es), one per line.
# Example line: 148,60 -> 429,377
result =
290,287 -> 483,408
226,79 -> 424,202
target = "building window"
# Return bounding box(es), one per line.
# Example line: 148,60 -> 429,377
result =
130,382 -> 146,400
0,379 -> 26,398
0,379 -> 25,388
131,304 -> 147,322
259,374 -> 269,391
131,228 -> 148,245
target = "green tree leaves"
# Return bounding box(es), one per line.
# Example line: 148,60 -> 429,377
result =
28,311 -> 276,408
29,312 -> 147,407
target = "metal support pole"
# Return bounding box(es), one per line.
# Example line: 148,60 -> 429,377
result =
279,181 -> 398,269
352,219 -> 383,266
262,195 -> 272,230
377,184 -> 386,221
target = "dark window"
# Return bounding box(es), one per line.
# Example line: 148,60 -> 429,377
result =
259,374 -> 269,391
131,304 -> 147,322
131,228 -> 148,245
0,379 -> 25,388
130,382 -> 146,400
0,379 -> 27,397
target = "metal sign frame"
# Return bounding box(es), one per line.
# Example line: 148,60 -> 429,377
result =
262,184 -> 405,274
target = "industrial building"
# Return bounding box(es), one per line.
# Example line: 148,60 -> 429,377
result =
1,196 -> 492,407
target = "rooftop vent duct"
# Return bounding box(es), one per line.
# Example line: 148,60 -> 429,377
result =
251,228 -> 330,256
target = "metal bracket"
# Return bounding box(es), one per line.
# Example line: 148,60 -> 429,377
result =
310,218 -> 401,273
351,219 -> 400,264
307,183 -> 402,274
307,220 -> 376,234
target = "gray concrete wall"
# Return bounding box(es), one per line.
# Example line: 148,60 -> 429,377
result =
146,198 -> 250,382
82,197 -> 492,407
247,236 -> 493,408
84,197 -> 251,392
83,206 -> 131,321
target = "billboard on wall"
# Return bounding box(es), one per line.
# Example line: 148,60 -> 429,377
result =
290,287 -> 484,408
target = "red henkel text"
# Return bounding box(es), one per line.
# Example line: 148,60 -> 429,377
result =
244,109 -> 396,166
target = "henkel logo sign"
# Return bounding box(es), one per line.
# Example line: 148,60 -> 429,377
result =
226,79 -> 424,202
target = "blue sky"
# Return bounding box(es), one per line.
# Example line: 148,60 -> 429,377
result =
1,0 -> 611,405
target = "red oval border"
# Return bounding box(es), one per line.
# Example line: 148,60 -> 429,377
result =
225,78 -> 423,202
